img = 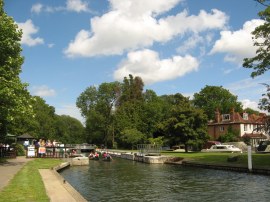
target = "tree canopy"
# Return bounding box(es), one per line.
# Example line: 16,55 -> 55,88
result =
193,86 -> 243,120
0,1 -> 34,141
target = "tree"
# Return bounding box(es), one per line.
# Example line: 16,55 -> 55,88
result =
120,128 -> 146,150
0,1 -> 34,141
55,115 -> 85,144
243,1 -> 270,77
76,82 -> 120,146
242,1 -> 270,135
193,86 -> 243,120
32,96 -> 56,140
218,126 -> 240,143
158,94 -> 209,152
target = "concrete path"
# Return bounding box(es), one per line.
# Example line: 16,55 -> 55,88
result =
39,169 -> 87,202
0,156 -> 33,191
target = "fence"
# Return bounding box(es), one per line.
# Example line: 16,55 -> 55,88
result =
137,144 -> 162,156
0,146 -> 16,158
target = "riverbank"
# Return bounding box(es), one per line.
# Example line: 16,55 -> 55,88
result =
0,157 -> 87,202
107,150 -> 270,175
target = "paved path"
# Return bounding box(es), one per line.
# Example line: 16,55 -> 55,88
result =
0,156 -> 33,191
39,169 -> 87,202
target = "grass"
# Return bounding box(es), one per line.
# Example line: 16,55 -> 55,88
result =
162,151 -> 270,169
0,158 -> 63,202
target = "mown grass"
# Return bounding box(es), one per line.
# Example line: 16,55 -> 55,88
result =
0,158 -> 63,202
162,151 -> 270,168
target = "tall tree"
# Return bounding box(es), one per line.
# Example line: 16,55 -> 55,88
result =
193,86 -> 243,120
158,94 -> 208,152
32,96 -> 56,140
55,115 -> 85,144
0,1 -> 34,141
76,82 -> 120,146
243,2 -> 270,77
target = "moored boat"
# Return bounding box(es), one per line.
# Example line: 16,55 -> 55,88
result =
201,144 -> 242,153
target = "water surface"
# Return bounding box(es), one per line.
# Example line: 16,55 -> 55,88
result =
60,158 -> 270,202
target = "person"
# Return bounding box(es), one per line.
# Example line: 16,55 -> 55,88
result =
23,139 -> 29,150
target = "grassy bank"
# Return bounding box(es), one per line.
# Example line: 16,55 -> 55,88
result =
162,151 -> 270,169
0,158 -> 63,202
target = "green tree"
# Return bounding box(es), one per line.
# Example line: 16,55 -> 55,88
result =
193,86 -> 243,120
158,94 -> 209,152
0,1 -> 34,141
55,115 -> 85,144
218,126 -> 240,143
243,1 -> 270,77
76,82 -> 120,146
120,128 -> 146,150
32,96 -> 56,140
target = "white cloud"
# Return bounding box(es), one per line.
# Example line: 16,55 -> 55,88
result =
31,85 -> 56,97
56,104 -> 85,124
31,0 -> 90,14
241,99 -> 259,111
210,19 -> 265,64
17,20 -> 44,46
66,0 -> 89,12
64,0 -> 228,57
48,43 -> 55,48
31,3 -> 43,14
177,34 -> 204,54
113,49 -> 199,84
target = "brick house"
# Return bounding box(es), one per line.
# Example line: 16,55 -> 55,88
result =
208,109 -> 269,146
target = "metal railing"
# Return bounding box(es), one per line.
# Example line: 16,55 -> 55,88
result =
137,144 -> 162,156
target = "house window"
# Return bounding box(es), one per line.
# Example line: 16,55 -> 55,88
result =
244,124 -> 247,131
243,113 -> 248,120
220,126 -> 224,131
222,114 -> 230,121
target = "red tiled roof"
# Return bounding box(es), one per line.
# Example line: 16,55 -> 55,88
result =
242,133 -> 268,139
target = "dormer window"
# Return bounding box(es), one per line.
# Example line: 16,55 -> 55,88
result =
243,113 -> 248,120
222,114 -> 230,121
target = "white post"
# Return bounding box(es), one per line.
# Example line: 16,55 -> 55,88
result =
247,145 -> 252,172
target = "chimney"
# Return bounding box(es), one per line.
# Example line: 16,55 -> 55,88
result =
215,109 -> 220,123
230,108 -> 235,122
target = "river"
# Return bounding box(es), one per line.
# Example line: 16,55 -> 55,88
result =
60,158 -> 270,202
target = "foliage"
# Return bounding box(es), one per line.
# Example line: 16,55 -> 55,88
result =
120,128 -> 146,150
148,137 -> 164,146
15,143 -> 25,156
55,115 -> 85,144
30,96 -> 56,140
193,85 -> 243,120
244,107 -> 260,115
77,82 -> 120,146
218,126 -> 240,143
0,1 -> 34,141
243,2 -> 270,77
158,93 -> 209,152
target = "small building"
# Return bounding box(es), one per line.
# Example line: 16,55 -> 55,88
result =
208,109 -> 269,147
17,133 -> 35,146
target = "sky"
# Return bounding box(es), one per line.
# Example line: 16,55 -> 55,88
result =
4,0 -> 270,123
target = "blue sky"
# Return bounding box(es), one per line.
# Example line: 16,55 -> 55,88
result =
5,0 -> 270,123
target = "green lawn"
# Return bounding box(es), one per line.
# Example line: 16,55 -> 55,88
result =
162,151 -> 270,169
0,158 -> 63,202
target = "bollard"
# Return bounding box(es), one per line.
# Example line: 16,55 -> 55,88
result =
247,145 -> 252,172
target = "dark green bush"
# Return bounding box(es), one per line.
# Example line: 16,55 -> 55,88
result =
15,144 -> 25,156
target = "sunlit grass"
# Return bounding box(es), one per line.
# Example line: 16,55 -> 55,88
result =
0,158 -> 63,202
162,151 -> 270,168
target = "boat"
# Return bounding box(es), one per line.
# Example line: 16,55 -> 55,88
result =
102,152 -> 113,161
256,141 -> 270,153
201,144 -> 242,153
88,152 -> 100,160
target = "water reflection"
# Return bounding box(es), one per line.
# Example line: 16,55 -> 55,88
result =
60,158 -> 270,202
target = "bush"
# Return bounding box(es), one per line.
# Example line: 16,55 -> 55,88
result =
16,144 -> 25,156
